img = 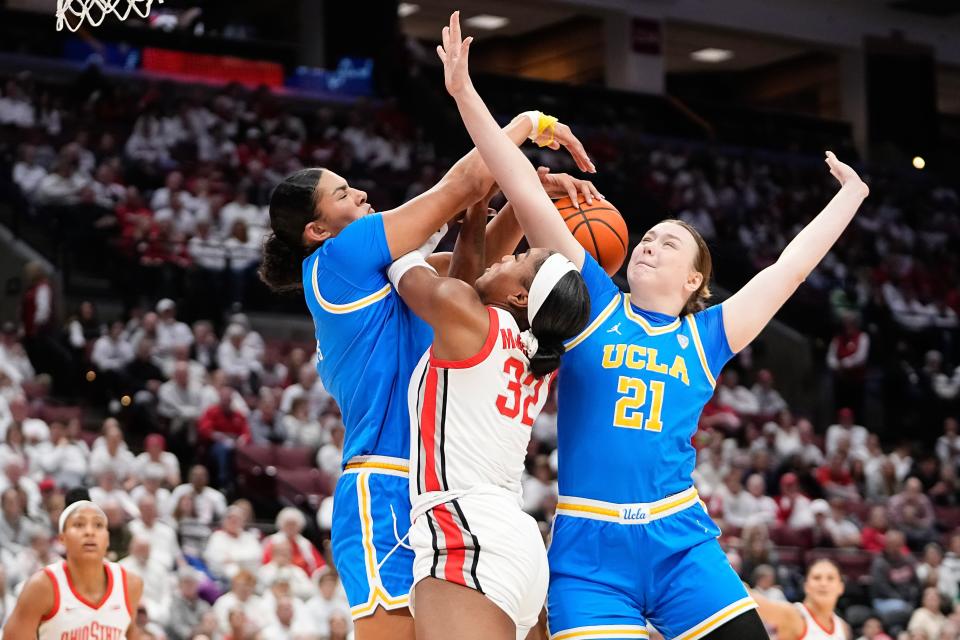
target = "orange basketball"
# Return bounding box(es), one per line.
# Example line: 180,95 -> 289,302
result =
554,195 -> 628,275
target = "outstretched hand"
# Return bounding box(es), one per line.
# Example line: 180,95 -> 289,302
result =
437,11 -> 474,98
825,151 -> 869,197
537,167 -> 602,206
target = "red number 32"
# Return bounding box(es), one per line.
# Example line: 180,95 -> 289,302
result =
495,357 -> 547,427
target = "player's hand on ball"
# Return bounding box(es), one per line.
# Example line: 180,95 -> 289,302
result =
825,151 -> 869,198
437,11 -> 474,97
537,167 -> 602,207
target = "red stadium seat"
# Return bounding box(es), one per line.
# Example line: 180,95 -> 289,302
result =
37,405 -> 83,424
273,446 -> 315,470
773,545 -> 804,568
934,506 -> 960,531
275,468 -> 334,510
770,526 -> 813,549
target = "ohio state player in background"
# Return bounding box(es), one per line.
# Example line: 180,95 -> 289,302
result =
2,500 -> 143,640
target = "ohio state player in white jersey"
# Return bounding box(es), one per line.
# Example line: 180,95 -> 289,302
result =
387,193 -> 591,640
752,559 -> 849,640
2,501 -> 143,640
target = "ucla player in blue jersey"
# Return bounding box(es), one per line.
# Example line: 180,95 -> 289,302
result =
259,42 -> 598,638
437,12 -> 870,640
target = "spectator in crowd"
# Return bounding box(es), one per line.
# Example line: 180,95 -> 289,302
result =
823,498 -> 863,548
826,408 -> 869,459
30,419 -> 88,488
0,487 -> 34,551
128,493 -> 179,570
204,505 -> 262,579
249,391 -> 286,444
743,474 -> 778,525
827,313 -> 870,414
713,468 -> 755,528
871,529 -> 921,633
816,451 -> 861,501
282,396 -> 324,450
212,569 -> 269,636
936,417 -> 960,468
0,457 -> 41,515
867,457 -> 902,501
307,571 -> 351,636
522,454 -> 557,516
259,595 -> 314,639
169,464 -> 226,526
280,363 -> 329,420
154,299 -> 193,363
171,492 -> 212,559
907,587 -> 947,639
889,478 -> 937,550
120,535 -> 172,625
90,319 -> 134,391
752,370 -> 788,421
13,144 -> 47,202
796,419 -> 826,467
157,362 -> 206,438
217,324 -> 260,388
198,386 -> 250,489
256,539 -> 315,601
262,508 -> 324,580
130,462 -> 171,510
751,564 -> 787,602
134,433 -> 181,487
916,542 -> 959,603
775,472 -> 815,529
89,419 -> 136,483
856,617 -> 894,640
717,370 -> 760,419
316,418 -> 345,480
165,567 -> 212,640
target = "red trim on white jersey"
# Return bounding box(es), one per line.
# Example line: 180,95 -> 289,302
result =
120,566 -> 132,616
429,306 -> 500,369
40,567 -> 59,621
64,562 -> 113,610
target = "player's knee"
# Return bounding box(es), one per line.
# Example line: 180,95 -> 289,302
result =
701,609 -> 769,640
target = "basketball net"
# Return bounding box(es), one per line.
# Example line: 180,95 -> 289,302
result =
56,0 -> 162,31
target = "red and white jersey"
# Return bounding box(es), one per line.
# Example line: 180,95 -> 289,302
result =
795,603 -> 845,640
408,307 -> 554,519
38,561 -> 132,640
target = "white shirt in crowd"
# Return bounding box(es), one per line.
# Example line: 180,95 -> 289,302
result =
167,483 -> 227,525
203,529 -> 262,578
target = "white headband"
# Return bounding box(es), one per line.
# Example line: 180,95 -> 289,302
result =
527,253 -> 578,326
59,500 -> 106,533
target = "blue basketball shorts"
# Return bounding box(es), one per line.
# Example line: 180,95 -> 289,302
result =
330,455 -> 414,620
547,488 -> 756,640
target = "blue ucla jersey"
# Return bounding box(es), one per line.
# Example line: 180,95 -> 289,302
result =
301,213 -> 433,464
556,254 -> 734,503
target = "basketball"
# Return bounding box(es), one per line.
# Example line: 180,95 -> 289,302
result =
554,195 -> 629,275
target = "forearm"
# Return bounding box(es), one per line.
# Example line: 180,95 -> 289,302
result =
483,203 -> 522,266
439,115 -> 532,211
448,202 -> 488,284
775,183 -> 868,283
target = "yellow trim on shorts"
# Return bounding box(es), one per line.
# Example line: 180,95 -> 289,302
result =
311,257 -> 392,314
564,294 -> 621,352
623,295 -> 682,335
349,586 -> 409,619
684,315 -> 716,388
357,472 -> 377,581
554,503 -> 620,519
345,461 -> 410,473
551,625 -> 650,639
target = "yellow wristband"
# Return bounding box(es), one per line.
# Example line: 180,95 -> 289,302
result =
535,113 -> 558,147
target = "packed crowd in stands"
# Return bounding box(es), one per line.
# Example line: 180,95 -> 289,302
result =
0,67 -> 958,639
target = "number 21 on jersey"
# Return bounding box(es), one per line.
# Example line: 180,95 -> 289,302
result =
613,376 -> 665,431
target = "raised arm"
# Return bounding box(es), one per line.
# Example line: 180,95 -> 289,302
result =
722,152 -> 869,353
748,589 -> 803,639
437,12 -> 592,268
447,193 -> 492,284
